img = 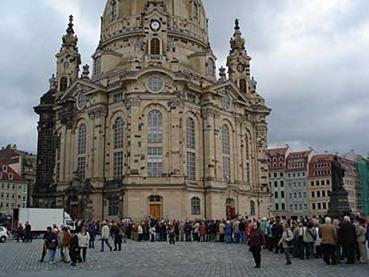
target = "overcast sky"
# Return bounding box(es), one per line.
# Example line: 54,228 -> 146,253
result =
0,0 -> 368,156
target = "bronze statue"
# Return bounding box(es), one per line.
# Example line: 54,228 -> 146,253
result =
331,155 -> 345,191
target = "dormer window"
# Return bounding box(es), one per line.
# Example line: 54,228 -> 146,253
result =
111,1 -> 117,21
150,38 -> 161,55
93,56 -> 102,75
193,2 -> 199,20
207,58 -> 215,77
2,165 -> 7,172
240,79 -> 247,94
59,76 -> 68,92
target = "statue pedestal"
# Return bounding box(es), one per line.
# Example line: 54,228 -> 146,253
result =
327,190 -> 352,219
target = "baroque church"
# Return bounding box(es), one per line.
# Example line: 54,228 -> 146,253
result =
34,0 -> 271,221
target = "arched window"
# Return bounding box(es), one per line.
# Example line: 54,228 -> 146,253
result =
110,0 -> 117,21
207,58 -> 215,77
148,110 -> 163,143
150,38 -> 161,55
250,200 -> 256,216
113,117 -> 124,180
114,117 -> 124,149
59,76 -> 68,92
191,197 -> 200,215
93,56 -> 102,75
149,195 -> 161,202
78,124 -> 86,154
222,125 -> 230,154
244,133 -> 249,157
186,118 -> 195,149
240,79 -> 247,94
222,124 -> 231,179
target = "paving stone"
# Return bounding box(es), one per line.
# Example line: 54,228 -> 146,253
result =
0,238 -> 368,277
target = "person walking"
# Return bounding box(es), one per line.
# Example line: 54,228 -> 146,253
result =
249,221 -> 266,268
24,222 -> 32,243
100,221 -> 112,252
278,222 -> 294,265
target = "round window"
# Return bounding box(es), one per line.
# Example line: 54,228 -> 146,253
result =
147,76 -> 164,93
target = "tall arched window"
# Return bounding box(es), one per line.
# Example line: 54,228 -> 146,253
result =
114,117 -> 124,149
110,0 -> 117,21
78,124 -> 86,154
113,117 -> 124,180
186,118 -> 195,149
148,110 -> 163,143
186,118 -> 196,181
150,38 -> 161,55
191,197 -> 200,215
222,125 -> 230,154
207,58 -> 215,77
250,200 -> 256,216
59,76 -> 68,92
222,124 -> 230,179
240,79 -> 247,94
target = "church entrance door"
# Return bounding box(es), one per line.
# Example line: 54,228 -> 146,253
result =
150,204 -> 161,220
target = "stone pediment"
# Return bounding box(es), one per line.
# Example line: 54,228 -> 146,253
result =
58,79 -> 106,102
207,81 -> 250,107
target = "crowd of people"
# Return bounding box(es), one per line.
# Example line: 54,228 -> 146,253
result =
18,213 -> 369,268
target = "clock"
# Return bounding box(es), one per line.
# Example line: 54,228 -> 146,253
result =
63,61 -> 70,69
237,63 -> 245,73
150,20 -> 161,31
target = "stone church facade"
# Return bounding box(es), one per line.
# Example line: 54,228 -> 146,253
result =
34,0 -> 271,221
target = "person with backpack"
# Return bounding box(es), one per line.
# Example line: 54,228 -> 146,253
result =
278,222 -> 294,265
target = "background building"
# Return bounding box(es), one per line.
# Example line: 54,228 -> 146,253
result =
268,147 -> 290,217
0,164 -> 28,215
285,150 -> 314,218
33,0 -> 271,221
0,144 -> 36,207
308,154 -> 333,217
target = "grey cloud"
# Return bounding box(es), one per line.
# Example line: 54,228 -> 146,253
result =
0,0 -> 368,156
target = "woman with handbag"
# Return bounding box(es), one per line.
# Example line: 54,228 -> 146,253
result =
278,222 -> 294,265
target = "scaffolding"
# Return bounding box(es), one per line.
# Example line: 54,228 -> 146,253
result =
358,158 -> 369,216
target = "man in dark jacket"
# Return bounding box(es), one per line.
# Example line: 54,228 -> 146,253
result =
249,221 -> 266,268
339,216 -> 357,264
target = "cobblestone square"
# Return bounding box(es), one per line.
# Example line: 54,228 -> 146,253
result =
0,238 -> 368,277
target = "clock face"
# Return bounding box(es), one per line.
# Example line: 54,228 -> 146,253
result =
237,63 -> 245,73
150,20 -> 161,31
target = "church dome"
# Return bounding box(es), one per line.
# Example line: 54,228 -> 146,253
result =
100,0 -> 209,48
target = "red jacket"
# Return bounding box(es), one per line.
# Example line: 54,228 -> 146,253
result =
249,228 -> 266,247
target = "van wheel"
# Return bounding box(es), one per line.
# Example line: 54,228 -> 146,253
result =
0,236 -> 6,243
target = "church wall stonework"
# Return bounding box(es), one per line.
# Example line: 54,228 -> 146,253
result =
33,0 -> 271,222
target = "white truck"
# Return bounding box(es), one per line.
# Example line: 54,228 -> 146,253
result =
13,208 -> 75,238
